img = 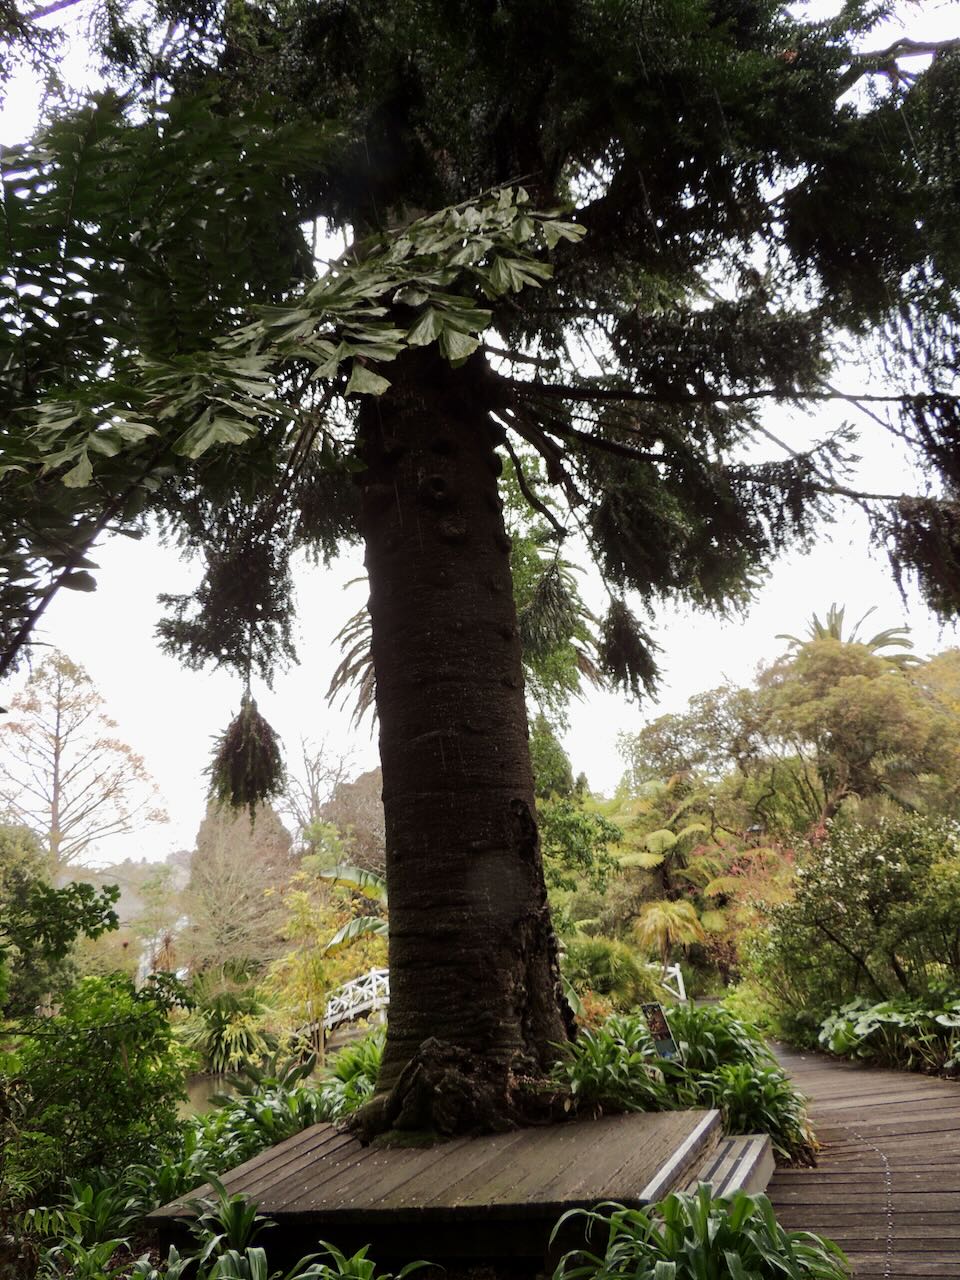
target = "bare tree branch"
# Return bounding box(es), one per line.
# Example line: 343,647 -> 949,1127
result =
503,375 -> 956,409
501,434 -> 568,541
839,36 -> 960,92
23,0 -> 88,20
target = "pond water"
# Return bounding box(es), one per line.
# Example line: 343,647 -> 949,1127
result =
179,1074 -> 237,1117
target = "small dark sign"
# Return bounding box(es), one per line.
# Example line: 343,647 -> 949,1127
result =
641,1001 -> 680,1061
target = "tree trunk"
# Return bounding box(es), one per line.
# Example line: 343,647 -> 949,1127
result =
354,349 -> 574,1139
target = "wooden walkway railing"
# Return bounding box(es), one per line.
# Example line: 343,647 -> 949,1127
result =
770,1045 -> 960,1279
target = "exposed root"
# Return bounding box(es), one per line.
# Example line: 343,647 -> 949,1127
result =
347,1038 -> 571,1143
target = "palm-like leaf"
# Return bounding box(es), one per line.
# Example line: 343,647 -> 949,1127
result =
314,864 -> 387,902
778,603 -> 919,667
634,899 -> 705,969
326,598 -> 377,730
618,849 -> 667,869
324,916 -> 389,954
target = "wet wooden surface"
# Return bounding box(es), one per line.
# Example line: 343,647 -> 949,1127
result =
769,1047 -> 960,1280
151,1109 -> 719,1227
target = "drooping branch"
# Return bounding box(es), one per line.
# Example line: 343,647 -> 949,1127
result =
22,0 -> 88,20
0,446 -> 164,682
538,410 -> 905,506
501,434 -> 567,541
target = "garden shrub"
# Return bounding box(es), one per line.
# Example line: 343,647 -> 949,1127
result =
553,1185 -> 848,1280
16,1037 -> 388,1271
562,938 -> 665,1009
167,1034 -> 383,1193
745,815 -> 960,1040
30,1175 -> 426,1280
557,1021 -> 672,1115
694,1064 -> 816,1165
557,1006 -> 815,1163
819,993 -> 960,1075
665,1002 -> 774,1072
179,967 -> 277,1075
318,1025 -> 385,1119
7,973 -> 188,1198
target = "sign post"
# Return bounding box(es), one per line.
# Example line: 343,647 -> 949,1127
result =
641,1001 -> 681,1062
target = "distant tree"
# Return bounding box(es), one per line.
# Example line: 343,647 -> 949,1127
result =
766,637 -> 957,822
282,741 -> 355,853
916,647 -> 960,712
530,715 -> 575,800
634,899 -> 705,973
0,825 -> 119,1018
0,652 -> 166,872
181,801 -> 293,974
319,767 -> 387,875
777,603 -> 918,669
621,632 -> 959,832
620,685 -> 766,787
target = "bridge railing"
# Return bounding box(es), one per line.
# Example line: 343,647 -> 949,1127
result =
322,962 -> 686,1032
322,967 -> 390,1031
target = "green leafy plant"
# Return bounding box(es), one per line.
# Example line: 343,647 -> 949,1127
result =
553,1185 -> 849,1280
665,1003 -> 775,1072
562,939 -> 666,1010
7,972 -> 188,1197
746,816 -> 960,1041
819,993 -> 960,1075
307,1242 -> 429,1280
37,1234 -> 130,1280
556,1007 -> 814,1164
319,1028 -> 385,1120
23,1177 -> 141,1246
556,1022 -> 672,1116
181,967 -> 277,1076
188,1177 -> 272,1259
694,1064 -> 816,1166
130,1245 -> 195,1280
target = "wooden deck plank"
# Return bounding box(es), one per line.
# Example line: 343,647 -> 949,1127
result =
146,1107 -> 721,1256
843,1258 -> 960,1278
151,1125 -> 355,1217
769,1047 -> 960,1280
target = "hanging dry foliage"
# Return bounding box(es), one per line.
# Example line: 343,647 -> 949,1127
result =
598,599 -> 660,701
208,693 -> 285,819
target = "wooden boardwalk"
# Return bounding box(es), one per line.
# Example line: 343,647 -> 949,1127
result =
769,1047 -> 960,1280
148,1109 -> 721,1265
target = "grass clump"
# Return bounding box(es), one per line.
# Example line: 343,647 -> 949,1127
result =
553,1184 -> 848,1280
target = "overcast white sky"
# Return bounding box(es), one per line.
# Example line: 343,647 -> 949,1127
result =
2,1 -> 960,868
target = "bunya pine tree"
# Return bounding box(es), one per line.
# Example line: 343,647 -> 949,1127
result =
2,0 -> 960,1135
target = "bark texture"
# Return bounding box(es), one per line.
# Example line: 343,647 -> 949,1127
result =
355,349 -> 573,1138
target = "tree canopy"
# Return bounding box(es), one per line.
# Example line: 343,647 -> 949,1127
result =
2,3 -> 960,687
621,630 -> 960,832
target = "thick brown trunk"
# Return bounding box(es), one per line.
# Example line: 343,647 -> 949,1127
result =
354,349 -> 573,1138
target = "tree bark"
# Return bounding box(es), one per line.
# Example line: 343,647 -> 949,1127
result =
354,349 -> 573,1139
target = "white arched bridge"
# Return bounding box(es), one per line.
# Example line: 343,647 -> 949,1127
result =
320,962 -> 686,1034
